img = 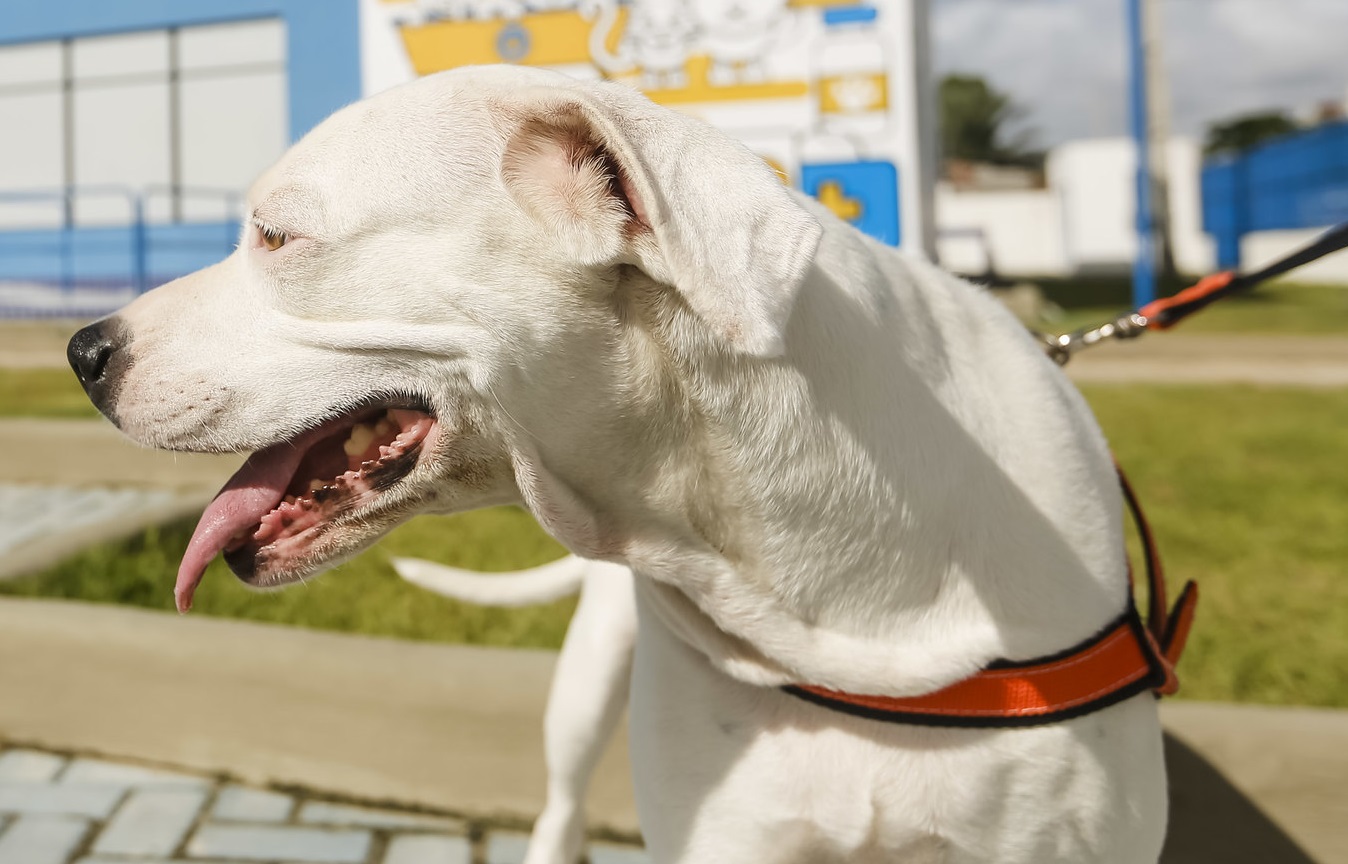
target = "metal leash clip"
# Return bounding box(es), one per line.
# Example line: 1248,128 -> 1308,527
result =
1037,312 -> 1149,366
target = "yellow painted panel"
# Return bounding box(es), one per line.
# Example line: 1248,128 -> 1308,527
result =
819,73 -> 888,114
399,11 -> 626,73
398,16 -> 806,105
643,56 -> 808,106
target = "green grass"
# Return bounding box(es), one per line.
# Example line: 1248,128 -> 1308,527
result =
1040,281 -> 1348,335
0,506 -> 575,650
1084,384 -> 1348,708
0,367 -> 99,418
2,381 -> 1347,707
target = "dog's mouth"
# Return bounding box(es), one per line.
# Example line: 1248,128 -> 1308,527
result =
175,399 -> 438,612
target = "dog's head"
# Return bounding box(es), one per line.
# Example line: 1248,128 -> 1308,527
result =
68,66 -> 820,610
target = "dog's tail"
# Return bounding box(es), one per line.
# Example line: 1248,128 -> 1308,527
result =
391,554 -> 587,606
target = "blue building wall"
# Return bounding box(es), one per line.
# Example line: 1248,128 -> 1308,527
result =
0,0 -> 363,309
1202,122 -> 1348,270
0,0 -> 362,141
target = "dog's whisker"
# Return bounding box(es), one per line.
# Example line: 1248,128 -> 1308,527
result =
487,384 -> 541,443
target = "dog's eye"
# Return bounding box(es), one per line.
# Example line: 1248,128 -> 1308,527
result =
259,225 -> 288,252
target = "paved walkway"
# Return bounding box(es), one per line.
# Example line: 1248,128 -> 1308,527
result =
0,420 -> 240,582
0,747 -> 646,864
1064,333 -> 1348,386
4,599 -> 1346,864
0,484 -> 203,581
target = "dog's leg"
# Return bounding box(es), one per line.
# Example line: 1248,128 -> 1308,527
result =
526,563 -> 637,864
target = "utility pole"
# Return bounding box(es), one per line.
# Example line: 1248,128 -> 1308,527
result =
1143,0 -> 1177,281
1126,0 -> 1157,307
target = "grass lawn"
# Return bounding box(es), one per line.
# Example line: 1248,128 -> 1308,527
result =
0,505 -> 575,650
3,383 -> 1346,708
1039,280 -> 1348,335
0,367 -> 99,418
1087,384 -> 1348,709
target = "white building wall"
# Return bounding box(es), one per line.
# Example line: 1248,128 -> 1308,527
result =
1164,138 -> 1217,276
935,185 -> 1064,277
1048,138 -> 1137,271
937,135 -> 1347,284
0,19 -> 286,228
1244,230 -> 1348,283
0,42 -> 65,227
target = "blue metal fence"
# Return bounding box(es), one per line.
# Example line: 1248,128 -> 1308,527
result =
1202,121 -> 1348,270
0,187 -> 240,318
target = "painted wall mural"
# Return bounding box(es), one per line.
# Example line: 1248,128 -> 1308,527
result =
367,0 -> 926,246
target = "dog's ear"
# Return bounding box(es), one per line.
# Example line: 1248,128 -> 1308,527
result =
501,86 -> 822,357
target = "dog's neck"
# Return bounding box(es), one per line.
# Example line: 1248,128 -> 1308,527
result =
594,216 -> 1129,696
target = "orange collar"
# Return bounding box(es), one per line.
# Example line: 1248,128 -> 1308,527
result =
784,469 -> 1198,729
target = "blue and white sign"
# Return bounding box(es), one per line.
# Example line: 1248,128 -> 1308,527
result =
801,160 -> 901,246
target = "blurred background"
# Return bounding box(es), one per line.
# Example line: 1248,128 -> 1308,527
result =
0,1 -> 1345,863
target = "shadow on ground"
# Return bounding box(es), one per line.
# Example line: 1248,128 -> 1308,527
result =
1163,733 -> 1314,863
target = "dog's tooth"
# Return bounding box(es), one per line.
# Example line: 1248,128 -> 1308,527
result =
308,479 -> 325,492
343,423 -> 376,456
374,418 -> 393,437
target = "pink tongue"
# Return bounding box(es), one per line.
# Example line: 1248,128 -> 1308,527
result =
175,442 -> 309,613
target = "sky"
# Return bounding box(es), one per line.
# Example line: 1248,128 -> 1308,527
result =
931,0 -> 1348,147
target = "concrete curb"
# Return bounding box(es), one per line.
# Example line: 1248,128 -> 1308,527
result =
0,598 -> 638,837
2,597 -> 1345,861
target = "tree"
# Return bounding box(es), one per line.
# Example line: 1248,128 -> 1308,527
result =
939,74 -> 1040,166
1204,112 -> 1299,158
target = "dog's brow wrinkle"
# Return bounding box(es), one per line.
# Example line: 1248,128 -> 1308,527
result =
253,184 -> 321,230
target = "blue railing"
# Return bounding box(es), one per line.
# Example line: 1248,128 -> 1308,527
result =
0,186 -> 241,319
1202,122 -> 1348,269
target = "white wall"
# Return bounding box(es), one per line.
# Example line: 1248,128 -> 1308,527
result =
936,135 -> 1347,284
0,19 -> 286,228
1048,138 -> 1136,271
0,42 -> 64,227
177,19 -> 288,222
936,185 -> 1063,276
1243,230 -> 1348,284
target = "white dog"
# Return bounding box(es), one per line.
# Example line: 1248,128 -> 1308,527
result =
68,65 -> 1169,862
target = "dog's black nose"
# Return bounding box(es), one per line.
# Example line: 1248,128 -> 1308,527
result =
67,320 -> 127,414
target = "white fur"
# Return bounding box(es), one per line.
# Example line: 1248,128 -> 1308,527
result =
103,66 -> 1166,862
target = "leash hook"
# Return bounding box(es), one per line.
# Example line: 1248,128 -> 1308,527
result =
1038,312 -> 1149,366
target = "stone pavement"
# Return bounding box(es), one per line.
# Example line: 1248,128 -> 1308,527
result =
0,420 -> 241,582
0,748 -> 648,864
0,484 -> 203,580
